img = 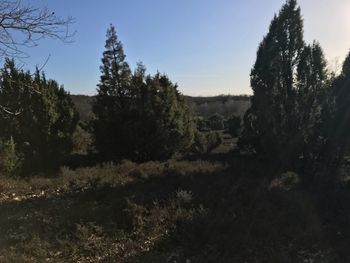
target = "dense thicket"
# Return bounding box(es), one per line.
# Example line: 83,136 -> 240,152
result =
0,59 -> 78,173
93,25 -> 193,161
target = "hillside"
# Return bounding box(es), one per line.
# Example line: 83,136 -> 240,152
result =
1,156 -> 349,262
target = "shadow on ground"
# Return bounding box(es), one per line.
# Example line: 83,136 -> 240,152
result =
0,156 -> 350,262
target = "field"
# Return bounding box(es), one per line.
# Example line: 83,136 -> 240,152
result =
1,155 -> 350,262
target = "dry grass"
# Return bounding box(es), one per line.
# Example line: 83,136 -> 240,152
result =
0,158 -> 349,262
0,160 -> 222,262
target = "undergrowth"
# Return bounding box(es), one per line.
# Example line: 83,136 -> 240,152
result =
0,158 -> 349,262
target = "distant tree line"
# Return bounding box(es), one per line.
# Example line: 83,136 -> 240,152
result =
186,95 -> 250,119
70,94 -> 250,123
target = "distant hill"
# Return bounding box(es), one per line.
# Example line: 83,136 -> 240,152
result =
71,94 -> 251,122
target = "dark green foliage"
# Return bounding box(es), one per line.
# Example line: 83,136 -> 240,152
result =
207,114 -> 225,130
206,131 -> 223,153
131,70 -> 194,160
71,94 -> 251,124
321,52 -> 350,177
240,0 -> 304,158
193,116 -> 210,132
190,130 -> 208,154
331,52 -> 350,154
240,0 -> 329,166
92,25 -> 132,160
190,131 -> 223,154
0,59 -> 78,172
72,124 -> 93,154
238,108 -> 259,153
295,43 -> 331,170
93,25 -> 194,161
0,137 -> 21,176
226,115 -> 241,137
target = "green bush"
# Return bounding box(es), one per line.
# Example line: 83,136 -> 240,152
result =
208,114 -> 225,130
193,116 -> 210,132
206,131 -> 222,153
190,131 -> 207,154
227,115 -> 242,137
72,124 -> 93,154
190,131 -> 222,154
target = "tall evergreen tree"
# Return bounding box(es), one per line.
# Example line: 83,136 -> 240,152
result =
240,0 -> 328,166
296,42 -> 329,161
325,52 -> 350,170
240,0 -> 304,157
92,24 -> 132,159
93,25 -> 194,161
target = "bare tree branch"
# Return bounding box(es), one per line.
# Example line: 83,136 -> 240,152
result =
0,0 -> 75,59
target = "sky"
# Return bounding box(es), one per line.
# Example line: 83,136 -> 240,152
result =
14,0 -> 350,96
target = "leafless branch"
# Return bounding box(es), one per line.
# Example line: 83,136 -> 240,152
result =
0,1 -> 75,115
37,54 -> 51,72
0,0 -> 75,59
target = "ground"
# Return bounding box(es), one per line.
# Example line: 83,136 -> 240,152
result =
1,154 -> 350,262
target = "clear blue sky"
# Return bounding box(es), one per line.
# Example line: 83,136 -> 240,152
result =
17,0 -> 350,96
